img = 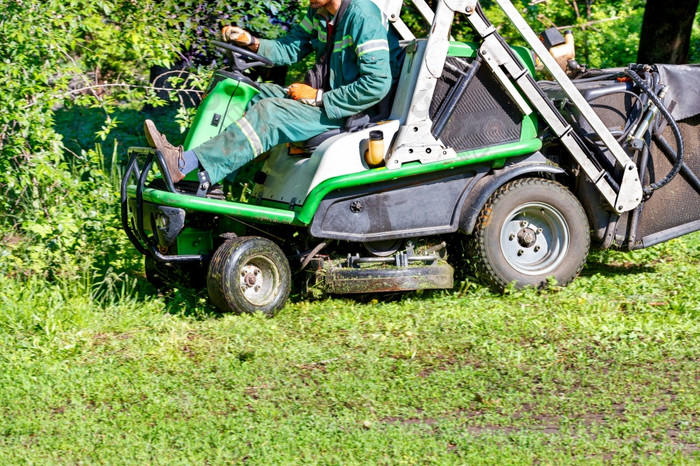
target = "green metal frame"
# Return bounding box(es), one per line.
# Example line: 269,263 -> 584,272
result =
128,137 -> 542,226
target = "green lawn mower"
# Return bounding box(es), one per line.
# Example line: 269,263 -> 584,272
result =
122,0 -> 700,315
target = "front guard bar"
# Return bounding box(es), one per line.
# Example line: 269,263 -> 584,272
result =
120,147 -> 207,263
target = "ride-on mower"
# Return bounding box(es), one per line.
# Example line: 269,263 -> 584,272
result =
122,0 -> 700,315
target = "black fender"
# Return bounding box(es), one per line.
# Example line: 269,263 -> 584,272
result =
458,152 -> 565,235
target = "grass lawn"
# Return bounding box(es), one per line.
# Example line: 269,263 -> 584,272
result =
0,233 -> 698,463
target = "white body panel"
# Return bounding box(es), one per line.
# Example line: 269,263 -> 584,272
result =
256,120 -> 401,205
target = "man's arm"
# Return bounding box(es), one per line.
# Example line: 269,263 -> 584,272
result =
322,8 -> 393,120
257,10 -> 316,66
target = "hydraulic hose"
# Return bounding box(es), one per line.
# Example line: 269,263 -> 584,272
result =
585,90 -> 643,142
626,68 -> 684,195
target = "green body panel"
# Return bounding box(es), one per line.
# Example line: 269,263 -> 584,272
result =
131,41 -> 543,231
177,228 -> 214,255
520,109 -> 538,141
183,74 -> 259,150
447,41 -> 535,75
296,138 -> 542,223
129,137 -> 541,225
128,185 -> 300,225
447,41 -> 479,58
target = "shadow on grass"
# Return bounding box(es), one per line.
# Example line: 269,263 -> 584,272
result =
162,288 -> 227,320
128,270 -> 227,320
580,259 -> 657,278
53,104 -> 186,167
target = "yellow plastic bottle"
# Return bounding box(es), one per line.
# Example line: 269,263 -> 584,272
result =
365,130 -> 384,166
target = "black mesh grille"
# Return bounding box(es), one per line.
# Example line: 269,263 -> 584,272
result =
637,115 -> 700,238
430,57 -> 523,152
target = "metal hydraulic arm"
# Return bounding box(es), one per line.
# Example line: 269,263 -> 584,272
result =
465,1 -> 642,213
375,0 -> 643,213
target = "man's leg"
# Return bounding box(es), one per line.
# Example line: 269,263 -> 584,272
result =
192,97 -> 344,183
145,89 -> 344,185
143,83 -> 288,183
249,82 -> 287,103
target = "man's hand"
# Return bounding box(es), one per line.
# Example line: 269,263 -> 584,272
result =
287,83 -> 323,107
221,26 -> 259,49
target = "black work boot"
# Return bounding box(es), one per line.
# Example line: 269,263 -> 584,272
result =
143,119 -> 185,183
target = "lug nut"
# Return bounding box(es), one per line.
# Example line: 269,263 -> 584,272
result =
509,234 -> 515,241
534,246 -> 541,252
537,228 -> 543,234
520,221 -> 528,227
517,249 -> 524,256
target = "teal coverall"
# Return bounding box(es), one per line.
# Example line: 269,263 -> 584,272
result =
192,0 -> 401,183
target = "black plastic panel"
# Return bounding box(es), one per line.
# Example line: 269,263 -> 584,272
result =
310,168 -> 486,241
429,57 -> 522,152
637,115 -> 700,240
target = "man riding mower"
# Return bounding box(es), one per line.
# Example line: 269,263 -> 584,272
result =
144,0 -> 402,195
122,0 -> 700,315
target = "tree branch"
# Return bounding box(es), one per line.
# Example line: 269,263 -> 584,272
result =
557,16 -> 621,30
22,83 -> 204,110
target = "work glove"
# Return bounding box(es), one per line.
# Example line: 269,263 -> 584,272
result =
287,83 -> 324,107
221,26 -> 258,48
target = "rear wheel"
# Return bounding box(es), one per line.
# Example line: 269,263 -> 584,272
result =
471,178 -> 590,290
207,236 -> 291,315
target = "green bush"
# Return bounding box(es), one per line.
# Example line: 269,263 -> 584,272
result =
0,0 -> 305,279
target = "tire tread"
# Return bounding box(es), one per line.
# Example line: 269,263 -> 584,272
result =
470,178 -> 590,291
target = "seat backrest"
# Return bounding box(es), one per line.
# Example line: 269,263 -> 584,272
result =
303,83 -> 399,151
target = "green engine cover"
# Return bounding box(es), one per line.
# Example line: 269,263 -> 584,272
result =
176,227 -> 213,255
183,73 -> 259,150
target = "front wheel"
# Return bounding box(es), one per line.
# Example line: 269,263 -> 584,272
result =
207,236 -> 291,316
471,178 -> 590,290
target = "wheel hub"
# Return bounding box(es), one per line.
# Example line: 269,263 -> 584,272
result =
244,271 -> 257,287
517,227 -> 537,248
500,202 -> 570,276
241,265 -> 263,293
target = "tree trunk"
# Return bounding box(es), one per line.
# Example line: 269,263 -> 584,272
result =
637,0 -> 700,64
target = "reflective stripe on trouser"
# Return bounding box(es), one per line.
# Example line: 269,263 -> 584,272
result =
192,83 -> 344,184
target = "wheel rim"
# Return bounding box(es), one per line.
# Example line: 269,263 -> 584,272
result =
238,255 -> 281,306
499,202 -> 570,276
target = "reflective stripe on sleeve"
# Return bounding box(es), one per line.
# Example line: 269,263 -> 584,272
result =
235,117 -> 264,156
300,16 -> 313,34
333,35 -> 354,53
313,17 -> 327,42
356,39 -> 390,56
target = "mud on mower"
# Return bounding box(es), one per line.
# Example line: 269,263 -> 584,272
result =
122,0 -> 700,315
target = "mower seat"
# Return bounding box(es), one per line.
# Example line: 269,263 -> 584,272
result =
303,87 -> 396,151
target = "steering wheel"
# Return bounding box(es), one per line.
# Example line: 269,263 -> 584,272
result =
212,40 -> 273,72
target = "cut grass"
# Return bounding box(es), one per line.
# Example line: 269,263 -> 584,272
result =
0,233 -> 698,463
